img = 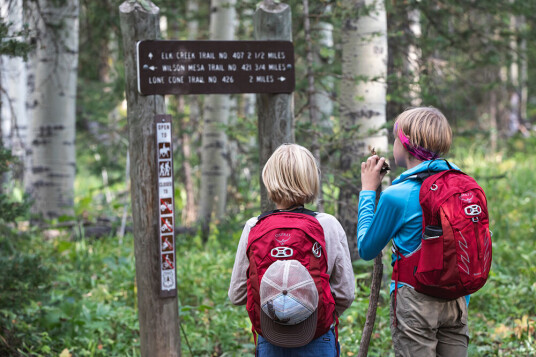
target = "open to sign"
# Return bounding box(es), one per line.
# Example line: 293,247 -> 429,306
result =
155,115 -> 177,295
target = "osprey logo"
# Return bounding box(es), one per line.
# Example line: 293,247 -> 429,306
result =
459,192 -> 474,203
312,242 -> 322,258
275,232 -> 291,245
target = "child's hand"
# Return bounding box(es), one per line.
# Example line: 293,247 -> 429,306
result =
361,155 -> 387,191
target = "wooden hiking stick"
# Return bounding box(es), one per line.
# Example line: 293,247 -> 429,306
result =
357,252 -> 383,357
358,150 -> 386,356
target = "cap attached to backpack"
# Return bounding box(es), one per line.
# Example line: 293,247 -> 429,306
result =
259,259 -> 319,348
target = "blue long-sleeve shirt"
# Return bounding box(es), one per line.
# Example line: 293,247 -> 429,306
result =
357,160 -> 470,305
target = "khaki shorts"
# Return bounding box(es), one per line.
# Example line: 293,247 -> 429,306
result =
390,286 -> 469,357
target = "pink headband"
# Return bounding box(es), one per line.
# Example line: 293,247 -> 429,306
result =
395,122 -> 439,161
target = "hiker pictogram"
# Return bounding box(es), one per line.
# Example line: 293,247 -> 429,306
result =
159,161 -> 171,177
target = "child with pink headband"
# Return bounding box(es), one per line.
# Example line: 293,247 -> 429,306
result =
357,107 -> 470,357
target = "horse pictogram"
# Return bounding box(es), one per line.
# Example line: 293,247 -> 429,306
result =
159,142 -> 171,159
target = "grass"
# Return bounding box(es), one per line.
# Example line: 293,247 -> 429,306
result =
1,135 -> 536,356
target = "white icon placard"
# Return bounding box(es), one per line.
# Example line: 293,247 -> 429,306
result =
155,115 -> 176,295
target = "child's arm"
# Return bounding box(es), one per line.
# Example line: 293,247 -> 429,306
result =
357,190 -> 405,260
228,219 -> 256,305
329,218 -> 356,316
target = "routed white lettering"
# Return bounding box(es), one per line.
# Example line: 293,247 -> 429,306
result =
168,76 -> 184,84
188,76 -> 205,83
149,76 -> 165,84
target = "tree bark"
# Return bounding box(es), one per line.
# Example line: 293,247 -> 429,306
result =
339,0 -> 389,261
23,0 -> 79,221
303,0 -> 323,212
314,7 -> 335,134
1,0 -> 27,182
508,12 -> 521,136
406,8 -> 422,106
198,0 -> 237,238
119,1 -> 181,356
254,1 -> 294,213
519,15 -> 528,125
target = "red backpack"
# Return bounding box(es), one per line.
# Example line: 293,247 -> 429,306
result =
246,208 -> 337,341
393,167 -> 492,300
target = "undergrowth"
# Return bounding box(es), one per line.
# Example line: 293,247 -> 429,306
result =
1,136 -> 535,356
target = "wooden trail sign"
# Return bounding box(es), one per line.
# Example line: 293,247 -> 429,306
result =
137,40 -> 295,95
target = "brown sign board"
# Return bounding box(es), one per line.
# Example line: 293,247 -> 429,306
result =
137,40 -> 295,95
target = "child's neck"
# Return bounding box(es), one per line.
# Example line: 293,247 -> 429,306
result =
406,160 -> 422,170
405,154 -> 423,170
275,204 -> 304,210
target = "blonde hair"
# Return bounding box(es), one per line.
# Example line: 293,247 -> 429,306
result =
393,107 -> 452,156
262,144 -> 320,207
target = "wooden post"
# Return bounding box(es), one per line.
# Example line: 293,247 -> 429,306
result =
254,1 -> 294,213
119,2 -> 181,356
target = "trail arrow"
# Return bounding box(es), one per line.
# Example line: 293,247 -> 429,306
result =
278,76 -> 286,82
143,64 -> 157,71
148,52 -> 153,60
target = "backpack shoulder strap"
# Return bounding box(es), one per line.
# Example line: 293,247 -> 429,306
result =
410,160 -> 455,181
256,206 -> 317,222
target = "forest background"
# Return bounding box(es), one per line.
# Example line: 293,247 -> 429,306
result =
1,0 -> 536,356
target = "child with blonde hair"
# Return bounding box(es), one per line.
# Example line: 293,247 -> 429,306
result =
229,143 -> 355,356
358,107 -> 471,357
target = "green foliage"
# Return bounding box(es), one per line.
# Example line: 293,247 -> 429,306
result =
0,151 -> 29,224
0,19 -> 31,59
3,136 -> 535,356
1,232 -> 140,356
5,0 -> 536,355
0,148 -> 49,356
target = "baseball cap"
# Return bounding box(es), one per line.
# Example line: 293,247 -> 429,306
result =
259,259 -> 319,348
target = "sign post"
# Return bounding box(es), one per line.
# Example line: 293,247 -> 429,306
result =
119,2 -> 181,356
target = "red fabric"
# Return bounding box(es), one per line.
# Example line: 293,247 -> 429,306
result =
393,170 -> 492,300
246,212 -> 336,340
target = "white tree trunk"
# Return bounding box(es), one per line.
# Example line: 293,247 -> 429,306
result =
178,0 -> 200,226
341,0 -> 388,157
339,0 -> 388,260
198,0 -> 236,230
519,15 -> 528,125
508,13 -> 520,136
406,8 -> 422,106
24,0 -> 79,221
1,0 -> 27,168
314,15 -> 335,131
303,0 -> 324,211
